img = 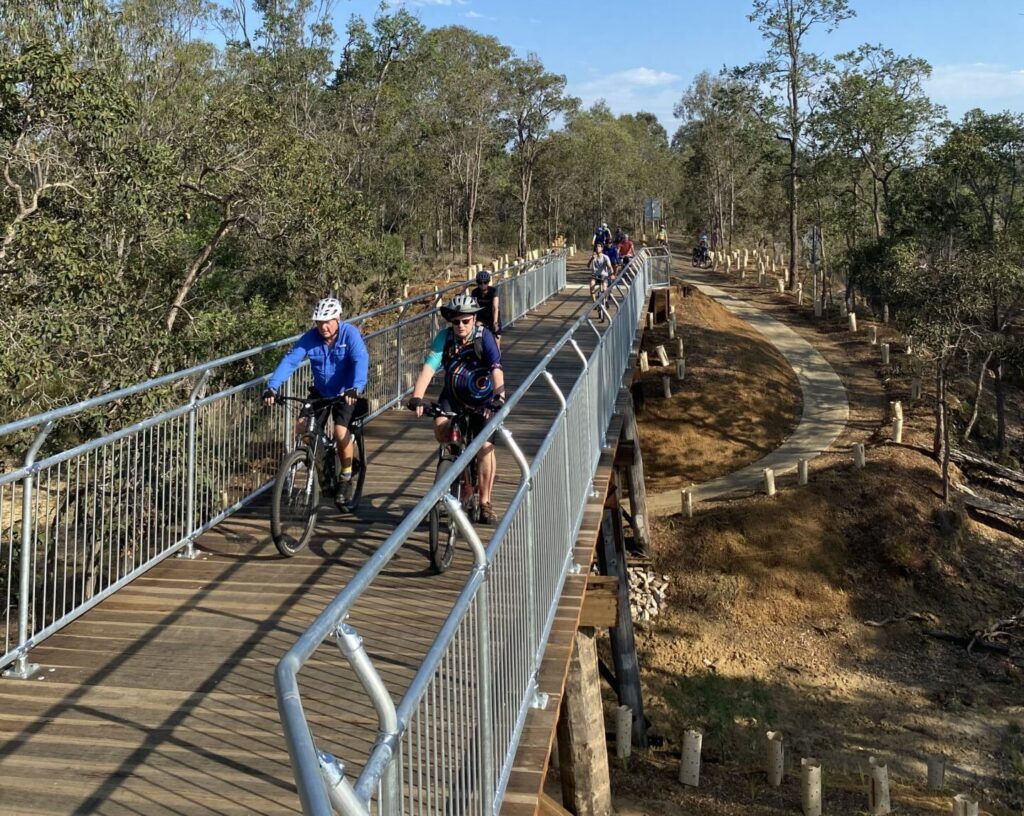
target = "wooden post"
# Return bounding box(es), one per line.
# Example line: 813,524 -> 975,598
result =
911,378 -> 922,400
854,443 -> 866,469
639,352 -> 649,373
655,345 -> 670,367
764,468 -> 776,497
647,311 -> 654,329
798,458 -> 809,485
676,338 -> 684,358
667,317 -> 676,340
676,359 -> 685,380
661,375 -> 671,399
598,503 -> 648,747
881,343 -> 890,365
849,312 -> 858,332
620,402 -> 652,556
892,418 -> 903,444
883,303 -> 890,324
796,282 -> 803,304
952,794 -> 979,816
869,325 -> 878,345
556,628 -> 613,816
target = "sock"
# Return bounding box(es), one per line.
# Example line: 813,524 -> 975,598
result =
340,466 -> 353,481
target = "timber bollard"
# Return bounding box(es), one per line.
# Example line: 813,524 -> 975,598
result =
801,758 -> 822,816
639,351 -> 649,373
656,345 -> 670,367
796,282 -> 803,304
892,418 -> 904,444
616,705 -> 632,760
679,730 -> 702,787
814,295 -> 823,318
881,343 -> 890,365
849,312 -> 858,332
766,731 -> 784,787
869,325 -> 878,345
911,378 -> 922,400
890,400 -> 903,421
777,278 -> 785,293
764,468 -> 776,497
676,359 -> 685,380
868,757 -> 891,815
681,488 -> 693,519
668,317 -> 676,339
662,375 -> 671,399
952,794 -> 979,816
798,458 -> 809,485
883,303 -> 890,323
854,443 -> 866,469
927,755 -> 945,790
677,338 -> 684,358
647,311 -> 654,329
840,301 -> 848,317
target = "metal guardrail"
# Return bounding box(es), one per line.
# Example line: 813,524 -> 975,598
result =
276,246 -> 671,815
0,251 -> 568,677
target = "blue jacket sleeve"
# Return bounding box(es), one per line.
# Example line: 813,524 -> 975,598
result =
346,324 -> 370,392
268,333 -> 312,391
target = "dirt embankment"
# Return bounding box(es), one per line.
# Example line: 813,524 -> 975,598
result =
634,286 -> 802,490
612,260 -> 1024,816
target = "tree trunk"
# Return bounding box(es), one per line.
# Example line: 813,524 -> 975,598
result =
788,135 -> 799,289
963,349 -> 995,441
933,364 -> 944,459
994,355 -> 1007,455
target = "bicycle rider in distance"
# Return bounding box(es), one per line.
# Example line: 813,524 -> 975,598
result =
589,241 -> 614,302
407,294 -> 505,525
656,223 -> 668,245
471,269 -> 502,347
262,296 -> 369,509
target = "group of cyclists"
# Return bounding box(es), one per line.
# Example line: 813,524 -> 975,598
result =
588,221 -> 642,300
262,268 -> 506,529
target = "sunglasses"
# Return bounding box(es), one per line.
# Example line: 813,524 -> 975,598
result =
451,317 -> 475,326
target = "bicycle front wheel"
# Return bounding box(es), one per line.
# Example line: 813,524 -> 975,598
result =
428,457 -> 460,574
271,447 -> 320,557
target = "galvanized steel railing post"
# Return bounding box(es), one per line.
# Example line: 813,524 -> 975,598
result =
4,420 -> 53,680
443,494 -> 496,814
181,370 -> 212,561
336,622 -> 400,815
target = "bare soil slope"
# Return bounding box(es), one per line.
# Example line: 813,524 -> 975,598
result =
634,286 -> 802,489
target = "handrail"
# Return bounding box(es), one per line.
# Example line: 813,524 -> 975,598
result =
1,250 -> 567,676
275,247 -> 671,815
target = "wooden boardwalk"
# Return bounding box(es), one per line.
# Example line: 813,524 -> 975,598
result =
0,262 -> 609,815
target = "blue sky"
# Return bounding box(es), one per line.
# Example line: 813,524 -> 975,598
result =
330,0 -> 1024,132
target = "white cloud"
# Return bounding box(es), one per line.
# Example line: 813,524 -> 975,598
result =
384,0 -> 467,7
926,63 -> 1024,117
463,9 -> 496,20
570,66 -> 684,132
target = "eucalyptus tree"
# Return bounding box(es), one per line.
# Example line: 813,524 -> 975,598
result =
814,45 -> 943,239
501,54 -> 575,257
735,0 -> 854,288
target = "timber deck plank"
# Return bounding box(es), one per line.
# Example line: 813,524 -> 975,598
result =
0,265 -> 614,816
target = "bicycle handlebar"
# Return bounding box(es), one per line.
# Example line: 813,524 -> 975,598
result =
408,400 -> 456,419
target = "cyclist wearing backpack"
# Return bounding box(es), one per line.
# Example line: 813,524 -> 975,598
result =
263,296 -> 369,507
408,294 -> 505,524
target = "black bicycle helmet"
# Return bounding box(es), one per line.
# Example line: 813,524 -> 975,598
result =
439,293 -> 482,321
476,270 -> 492,284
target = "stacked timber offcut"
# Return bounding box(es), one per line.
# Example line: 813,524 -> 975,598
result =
629,567 -> 670,622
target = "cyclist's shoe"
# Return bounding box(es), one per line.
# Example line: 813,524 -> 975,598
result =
479,502 -> 497,525
334,477 -> 354,511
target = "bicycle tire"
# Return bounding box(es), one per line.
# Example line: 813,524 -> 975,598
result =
271,447 -> 320,557
427,457 -> 460,574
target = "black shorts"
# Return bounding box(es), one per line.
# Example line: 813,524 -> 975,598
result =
438,390 -> 488,438
307,389 -> 366,429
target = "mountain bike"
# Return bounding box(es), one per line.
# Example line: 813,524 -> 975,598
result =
269,394 -> 367,557
692,244 -> 710,268
416,403 -> 482,574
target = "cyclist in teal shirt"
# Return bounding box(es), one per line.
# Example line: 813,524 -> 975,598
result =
408,294 -> 505,524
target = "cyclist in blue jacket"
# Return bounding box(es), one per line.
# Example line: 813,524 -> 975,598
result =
263,297 -> 369,504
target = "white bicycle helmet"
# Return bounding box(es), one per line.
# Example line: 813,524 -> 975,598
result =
311,296 -> 342,322
439,294 -> 481,321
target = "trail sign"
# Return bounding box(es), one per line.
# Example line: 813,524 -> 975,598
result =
644,197 -> 662,221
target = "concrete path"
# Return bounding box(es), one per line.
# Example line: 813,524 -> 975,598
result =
647,269 -> 849,515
